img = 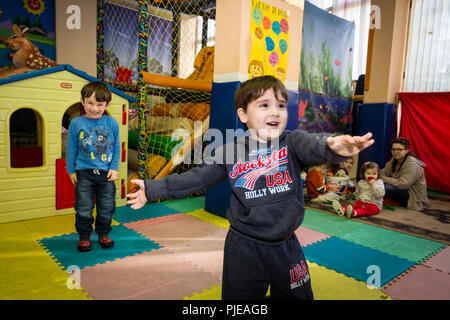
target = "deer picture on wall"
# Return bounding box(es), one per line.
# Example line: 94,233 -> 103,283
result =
0,24 -> 58,78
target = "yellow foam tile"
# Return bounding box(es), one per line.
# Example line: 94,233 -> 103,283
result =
0,236 -> 91,299
183,284 -> 222,300
187,209 -> 230,229
308,262 -> 391,300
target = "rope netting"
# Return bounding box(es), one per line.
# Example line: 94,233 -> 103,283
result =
97,0 -> 215,193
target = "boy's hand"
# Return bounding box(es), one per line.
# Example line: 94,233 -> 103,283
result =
69,173 -> 77,185
326,132 -> 374,157
107,169 -> 118,181
126,179 -> 148,209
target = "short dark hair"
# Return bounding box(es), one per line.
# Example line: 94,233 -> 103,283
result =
234,75 -> 288,112
81,81 -> 112,104
359,161 -> 380,179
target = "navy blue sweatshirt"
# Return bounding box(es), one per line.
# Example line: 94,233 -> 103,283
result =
144,129 -> 346,242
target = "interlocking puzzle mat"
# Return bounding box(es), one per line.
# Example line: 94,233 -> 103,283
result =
2,197 -> 448,300
113,203 -> 179,224
38,225 -> 161,270
125,214 -> 227,281
303,236 -> 416,287
382,265 -> 450,299
80,248 -> 219,300
302,209 -> 446,262
0,220 -> 91,300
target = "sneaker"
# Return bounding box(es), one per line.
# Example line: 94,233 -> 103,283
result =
77,240 -> 92,252
346,205 -> 354,218
99,235 -> 115,249
332,200 -> 345,216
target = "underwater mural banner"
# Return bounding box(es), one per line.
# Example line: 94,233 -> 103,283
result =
249,0 -> 289,82
298,1 -> 354,134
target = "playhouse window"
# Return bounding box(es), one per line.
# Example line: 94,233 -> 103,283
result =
10,108 -> 43,168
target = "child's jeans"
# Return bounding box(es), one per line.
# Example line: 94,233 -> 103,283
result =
350,200 -> 380,217
222,228 -> 314,300
74,169 -> 116,236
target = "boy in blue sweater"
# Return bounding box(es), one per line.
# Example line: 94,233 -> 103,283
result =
127,76 -> 374,299
66,81 -> 121,252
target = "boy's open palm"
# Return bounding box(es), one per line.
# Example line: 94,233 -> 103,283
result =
126,179 -> 148,209
327,132 -> 374,157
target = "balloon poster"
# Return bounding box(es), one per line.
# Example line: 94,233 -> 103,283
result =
249,0 -> 289,82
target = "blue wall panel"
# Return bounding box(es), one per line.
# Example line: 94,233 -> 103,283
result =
356,103 -> 397,175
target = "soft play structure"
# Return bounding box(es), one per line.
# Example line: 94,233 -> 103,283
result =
0,65 -> 135,223
96,0 -> 215,191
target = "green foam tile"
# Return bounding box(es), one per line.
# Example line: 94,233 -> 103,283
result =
334,223 -> 446,262
160,196 -> 205,213
302,209 -> 360,236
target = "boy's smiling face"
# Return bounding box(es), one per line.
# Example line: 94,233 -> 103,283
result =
81,93 -> 109,119
237,88 -> 288,143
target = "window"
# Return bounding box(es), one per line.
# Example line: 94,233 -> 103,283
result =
403,0 -> 450,92
10,108 -> 43,168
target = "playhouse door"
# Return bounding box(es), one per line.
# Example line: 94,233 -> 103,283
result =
56,158 -> 75,209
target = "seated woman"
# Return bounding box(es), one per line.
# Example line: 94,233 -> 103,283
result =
380,137 -> 431,211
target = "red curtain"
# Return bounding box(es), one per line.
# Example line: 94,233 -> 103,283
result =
398,92 -> 450,194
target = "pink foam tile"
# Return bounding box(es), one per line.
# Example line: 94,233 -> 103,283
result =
165,227 -> 227,281
80,248 -> 219,300
123,213 -> 188,229
382,265 -> 450,300
421,246 -> 450,274
129,215 -> 227,280
130,214 -> 223,247
295,226 -> 331,247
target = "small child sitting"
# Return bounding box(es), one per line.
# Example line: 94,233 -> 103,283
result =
330,157 -> 355,186
306,163 -> 338,202
332,161 -> 385,218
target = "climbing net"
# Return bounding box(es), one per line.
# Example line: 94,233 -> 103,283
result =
97,0 -> 215,191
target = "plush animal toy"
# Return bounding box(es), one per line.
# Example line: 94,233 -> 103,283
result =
0,24 -> 58,78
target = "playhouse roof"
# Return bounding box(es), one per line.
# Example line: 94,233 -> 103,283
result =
0,64 -> 136,102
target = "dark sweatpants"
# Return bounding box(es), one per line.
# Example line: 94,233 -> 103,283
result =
222,228 -> 314,300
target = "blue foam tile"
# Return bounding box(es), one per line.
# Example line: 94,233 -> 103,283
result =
303,237 -> 416,286
113,203 -> 179,224
38,225 -> 162,270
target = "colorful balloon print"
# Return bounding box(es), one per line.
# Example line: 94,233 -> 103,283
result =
280,19 -> 289,33
269,51 -> 279,67
265,37 -> 275,51
272,21 -> 281,35
252,8 -> 263,25
263,16 -> 271,29
279,39 -> 288,54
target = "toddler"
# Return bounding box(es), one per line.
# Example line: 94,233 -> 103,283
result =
306,163 -> 338,202
332,162 -> 385,218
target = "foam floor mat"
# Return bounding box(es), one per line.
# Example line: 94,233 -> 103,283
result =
38,225 -> 161,270
127,214 -> 227,280
160,196 -> 206,213
80,248 -> 219,300
113,203 -> 179,224
303,236 -> 416,287
334,222 -> 445,262
382,265 -> 450,299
